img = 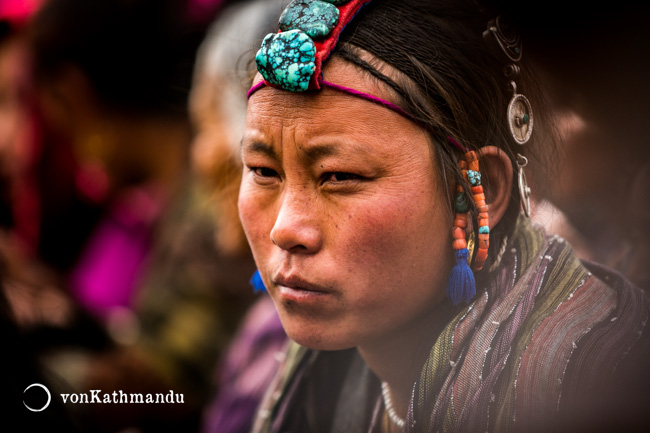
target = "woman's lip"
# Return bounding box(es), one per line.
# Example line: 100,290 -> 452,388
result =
272,275 -> 330,294
279,284 -> 326,293
272,275 -> 335,303
277,284 -> 330,298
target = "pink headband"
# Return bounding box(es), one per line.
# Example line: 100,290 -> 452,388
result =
247,78 -> 414,122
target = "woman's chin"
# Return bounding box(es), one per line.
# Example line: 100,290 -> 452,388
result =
284,326 -> 357,352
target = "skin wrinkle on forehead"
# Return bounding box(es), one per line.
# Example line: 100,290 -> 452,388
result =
247,60 -> 423,179
245,127 -> 399,169
245,136 -> 342,165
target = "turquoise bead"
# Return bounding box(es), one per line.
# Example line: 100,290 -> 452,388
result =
279,0 -> 340,39
256,30 -> 316,92
467,170 -> 481,186
479,226 -> 489,234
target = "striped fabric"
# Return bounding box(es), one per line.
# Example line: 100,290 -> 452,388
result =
409,216 -> 649,432
253,216 -> 650,432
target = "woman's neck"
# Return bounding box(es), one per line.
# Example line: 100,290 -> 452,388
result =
357,301 -> 458,425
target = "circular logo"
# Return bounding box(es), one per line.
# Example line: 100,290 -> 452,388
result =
23,383 -> 51,412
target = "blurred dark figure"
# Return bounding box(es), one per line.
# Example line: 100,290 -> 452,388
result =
491,5 -> 650,427
188,1 -> 291,432
0,0 -> 79,430
1,273 -> 81,432
30,0 -> 211,290
0,0 -> 259,432
486,1 -> 650,290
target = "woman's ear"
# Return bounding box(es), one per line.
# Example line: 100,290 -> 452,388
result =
478,146 -> 513,229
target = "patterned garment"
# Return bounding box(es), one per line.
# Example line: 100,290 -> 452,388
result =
252,215 -> 650,432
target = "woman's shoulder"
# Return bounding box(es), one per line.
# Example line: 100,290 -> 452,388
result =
507,231 -> 650,430
513,224 -> 649,386
463,218 -> 650,430
535,258 -> 650,431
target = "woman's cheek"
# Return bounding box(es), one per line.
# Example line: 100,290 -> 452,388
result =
337,197 -> 418,273
238,183 -> 272,248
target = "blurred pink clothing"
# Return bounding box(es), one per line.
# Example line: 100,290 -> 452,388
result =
0,0 -> 43,26
70,186 -> 165,320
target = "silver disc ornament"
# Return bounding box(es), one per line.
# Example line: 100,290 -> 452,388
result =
507,82 -> 533,145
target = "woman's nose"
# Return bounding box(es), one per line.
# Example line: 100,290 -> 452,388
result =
270,191 -> 322,254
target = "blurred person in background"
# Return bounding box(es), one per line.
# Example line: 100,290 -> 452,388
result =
0,1 -> 80,431
188,1 -> 291,432
497,0 -> 650,290
0,0 -> 34,232
0,0 -> 263,431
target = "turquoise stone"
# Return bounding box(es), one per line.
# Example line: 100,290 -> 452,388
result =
523,114 -> 530,124
467,170 -> 482,186
256,30 -> 316,92
322,0 -> 350,4
454,191 -> 469,213
279,0 -> 340,39
479,226 -> 490,234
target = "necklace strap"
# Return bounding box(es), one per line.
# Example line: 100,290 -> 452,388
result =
381,382 -> 405,429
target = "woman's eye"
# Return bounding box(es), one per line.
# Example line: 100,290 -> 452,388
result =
248,166 -> 280,185
251,167 -> 278,178
324,172 -> 364,183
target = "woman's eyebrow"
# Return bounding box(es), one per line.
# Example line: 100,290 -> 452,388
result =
243,139 -> 361,164
243,140 -> 278,159
302,144 -> 338,162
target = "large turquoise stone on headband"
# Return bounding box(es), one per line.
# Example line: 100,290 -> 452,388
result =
279,0 -> 340,39
256,29 -> 316,92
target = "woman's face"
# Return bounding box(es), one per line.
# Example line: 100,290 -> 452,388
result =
239,58 -> 453,351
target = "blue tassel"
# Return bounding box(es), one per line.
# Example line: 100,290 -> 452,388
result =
446,248 -> 476,305
250,270 -> 267,293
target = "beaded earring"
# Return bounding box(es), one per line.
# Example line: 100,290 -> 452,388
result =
446,147 -> 489,305
465,151 -> 490,271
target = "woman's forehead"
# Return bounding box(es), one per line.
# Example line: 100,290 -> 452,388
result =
244,88 -> 435,172
245,86 -> 400,144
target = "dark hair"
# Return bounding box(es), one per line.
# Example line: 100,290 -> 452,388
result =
335,0 -> 556,272
29,0 -> 214,117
